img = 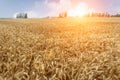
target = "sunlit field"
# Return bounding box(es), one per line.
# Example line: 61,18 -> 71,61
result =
0,17 -> 120,80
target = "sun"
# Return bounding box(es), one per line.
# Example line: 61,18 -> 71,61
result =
68,2 -> 88,17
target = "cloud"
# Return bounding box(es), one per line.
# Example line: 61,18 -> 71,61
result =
26,0 -> 81,18
13,12 -> 19,18
13,0 -> 120,18
26,11 -> 39,18
25,0 -> 119,18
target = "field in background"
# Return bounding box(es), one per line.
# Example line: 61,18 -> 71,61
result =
0,18 -> 120,80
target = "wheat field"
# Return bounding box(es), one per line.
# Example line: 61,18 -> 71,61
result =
0,17 -> 120,80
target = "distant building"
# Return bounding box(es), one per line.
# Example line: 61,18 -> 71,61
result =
16,13 -> 28,19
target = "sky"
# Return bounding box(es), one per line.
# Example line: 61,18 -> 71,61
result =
0,0 -> 120,18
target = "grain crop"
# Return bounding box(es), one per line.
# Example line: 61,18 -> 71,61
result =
0,17 -> 120,80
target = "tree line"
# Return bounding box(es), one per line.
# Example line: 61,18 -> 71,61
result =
16,13 -> 28,19
58,12 -> 120,18
15,12 -> 120,19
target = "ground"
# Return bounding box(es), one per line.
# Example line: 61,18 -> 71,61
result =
0,17 -> 120,80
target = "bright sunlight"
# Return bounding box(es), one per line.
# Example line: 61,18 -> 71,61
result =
68,2 -> 89,17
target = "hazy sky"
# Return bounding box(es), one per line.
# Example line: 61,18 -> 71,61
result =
0,0 -> 120,18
